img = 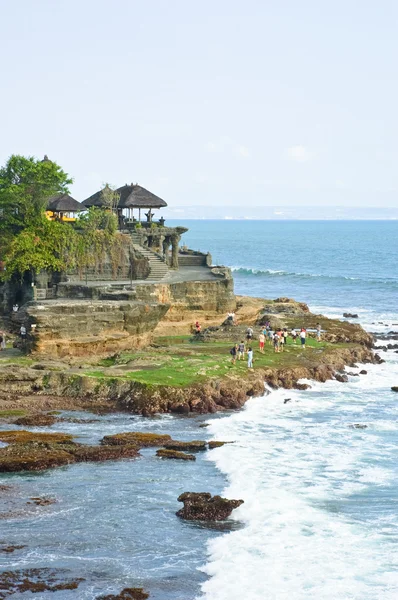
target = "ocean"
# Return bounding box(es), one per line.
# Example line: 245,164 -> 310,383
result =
1,220 -> 398,599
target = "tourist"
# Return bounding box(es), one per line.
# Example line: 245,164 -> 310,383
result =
226,311 -> 236,325
267,328 -> 273,344
13,304 -> 19,312
20,325 -> 27,345
0,332 -> 4,351
247,347 -> 254,369
230,344 -> 238,364
279,328 -> 285,352
283,328 -> 288,347
237,340 -> 246,360
195,321 -> 201,334
273,332 -> 280,352
291,329 -> 297,344
300,328 -> 306,349
259,331 -> 265,353
316,322 -> 322,341
246,326 -> 253,342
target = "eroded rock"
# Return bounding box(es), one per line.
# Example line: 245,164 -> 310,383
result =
156,449 -> 196,461
163,440 -> 206,452
0,568 -> 84,597
97,588 -> 149,600
176,492 -> 243,521
101,432 -> 172,447
14,414 -> 57,427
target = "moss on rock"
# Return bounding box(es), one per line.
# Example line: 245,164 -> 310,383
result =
101,432 -> 172,447
97,588 -> 149,600
14,414 -> 57,427
163,440 -> 206,451
156,449 -> 196,461
176,492 -> 243,521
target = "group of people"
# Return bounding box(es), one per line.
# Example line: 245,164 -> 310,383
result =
229,322 -> 323,366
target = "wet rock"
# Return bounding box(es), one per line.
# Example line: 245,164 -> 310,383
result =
0,544 -> 26,553
176,492 -> 244,521
156,449 -> 196,460
284,398 -> 291,404
334,373 -> 348,383
346,372 -> 359,376
349,424 -> 368,429
295,383 -> 311,390
71,445 -> 139,462
0,568 -> 85,596
97,588 -> 149,600
163,440 -> 207,452
14,414 -> 57,427
343,313 -> 359,318
198,423 -> 209,428
0,430 -> 140,473
101,432 -> 172,447
27,497 -> 57,506
208,441 -> 231,449
391,387 -> 398,392
359,370 -> 368,375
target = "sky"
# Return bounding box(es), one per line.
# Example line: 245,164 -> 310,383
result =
1,0 -> 398,214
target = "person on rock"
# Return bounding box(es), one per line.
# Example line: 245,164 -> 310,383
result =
195,321 -> 201,334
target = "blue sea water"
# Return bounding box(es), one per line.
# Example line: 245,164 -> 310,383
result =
1,220 -> 398,599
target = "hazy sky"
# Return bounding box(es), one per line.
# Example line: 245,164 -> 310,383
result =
1,0 -> 397,208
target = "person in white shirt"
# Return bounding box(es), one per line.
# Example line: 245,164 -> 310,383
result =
300,328 -> 306,349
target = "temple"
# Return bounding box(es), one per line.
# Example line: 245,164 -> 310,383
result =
0,179 -> 235,355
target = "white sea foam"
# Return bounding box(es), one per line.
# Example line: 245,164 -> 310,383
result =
197,343 -> 398,599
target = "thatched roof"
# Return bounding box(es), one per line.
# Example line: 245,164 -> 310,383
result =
47,193 -> 84,212
82,183 -> 167,209
117,184 -> 167,209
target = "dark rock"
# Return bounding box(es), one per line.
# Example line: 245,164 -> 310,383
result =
163,440 -> 206,452
283,398 -> 291,404
208,441 -> 231,449
0,544 -> 26,553
14,414 -> 57,427
359,370 -> 368,375
169,403 -> 190,414
101,432 -> 172,447
334,373 -> 348,383
97,588 -> 149,600
295,383 -> 311,390
343,313 -> 359,318
391,387 -> 398,392
198,423 -> 209,428
156,449 -> 196,461
176,492 -> 244,521
349,424 -> 368,429
28,497 -> 57,506
346,372 -> 359,376
0,568 -> 85,596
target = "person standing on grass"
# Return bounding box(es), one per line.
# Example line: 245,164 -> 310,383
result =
259,331 -> 265,353
247,347 -> 254,369
246,326 -> 253,342
300,328 -> 306,349
237,340 -> 246,361
230,343 -> 238,365
267,328 -> 273,345
279,329 -> 285,352
273,332 -> 280,353
316,322 -> 322,342
283,328 -> 288,347
291,329 -> 297,344
0,332 -> 6,351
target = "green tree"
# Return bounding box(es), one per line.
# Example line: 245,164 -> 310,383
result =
0,154 -> 73,241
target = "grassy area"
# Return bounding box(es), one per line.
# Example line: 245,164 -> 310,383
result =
84,335 -> 331,387
0,409 -> 28,418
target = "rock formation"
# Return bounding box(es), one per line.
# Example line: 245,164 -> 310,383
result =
176,492 -> 243,521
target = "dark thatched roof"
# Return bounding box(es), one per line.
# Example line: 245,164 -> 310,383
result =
81,185 -> 114,208
117,184 -> 167,209
47,193 -> 84,212
82,184 -> 167,209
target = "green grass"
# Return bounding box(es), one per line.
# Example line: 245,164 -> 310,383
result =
83,335 -> 332,387
0,356 -> 34,366
0,409 -> 27,418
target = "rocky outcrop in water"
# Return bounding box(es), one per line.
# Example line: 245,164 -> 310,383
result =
101,432 -> 172,447
163,440 -> 206,452
156,449 -> 196,460
0,431 -> 140,473
97,588 -> 149,600
0,568 -> 84,598
176,492 -> 243,521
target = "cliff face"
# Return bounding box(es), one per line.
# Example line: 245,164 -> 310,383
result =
19,300 -> 169,357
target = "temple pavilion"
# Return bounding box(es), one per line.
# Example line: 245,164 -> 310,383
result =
46,193 -> 84,222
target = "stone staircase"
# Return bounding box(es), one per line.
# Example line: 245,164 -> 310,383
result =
130,233 -> 169,281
